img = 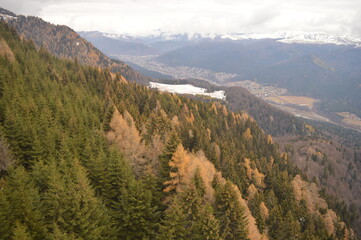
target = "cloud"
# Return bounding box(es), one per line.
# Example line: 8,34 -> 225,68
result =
1,0 -> 360,36
351,11 -> 361,36
0,0 -> 54,15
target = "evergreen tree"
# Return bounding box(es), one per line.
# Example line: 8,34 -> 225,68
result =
181,187 -> 221,240
159,131 -> 181,181
0,166 -> 47,239
12,222 -> 32,240
157,200 -> 188,240
268,206 -> 284,240
0,188 -> 12,239
214,181 -> 249,240
42,158 -> 114,240
101,151 -> 158,239
194,204 -> 221,240
159,171 -> 221,240
282,211 -> 301,240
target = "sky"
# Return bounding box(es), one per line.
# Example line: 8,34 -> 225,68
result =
1,0 -> 361,37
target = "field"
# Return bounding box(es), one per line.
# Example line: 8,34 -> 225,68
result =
336,112 -> 361,128
265,96 -> 318,109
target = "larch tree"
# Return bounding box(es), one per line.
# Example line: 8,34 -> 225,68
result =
163,144 -> 189,193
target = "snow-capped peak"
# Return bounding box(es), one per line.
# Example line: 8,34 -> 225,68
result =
102,32 -> 136,40
221,32 -> 361,46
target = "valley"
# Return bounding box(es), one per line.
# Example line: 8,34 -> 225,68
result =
115,53 -> 361,132
113,54 -> 240,83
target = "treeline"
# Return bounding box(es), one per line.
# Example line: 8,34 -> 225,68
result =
0,21 -> 357,240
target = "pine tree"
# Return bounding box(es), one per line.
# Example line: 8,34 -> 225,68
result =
157,200 -> 188,240
101,151 -> 158,239
1,166 -> 47,239
0,188 -> 12,239
193,204 -> 221,240
268,205 -> 284,240
117,180 -> 158,240
193,167 -> 206,196
214,181 -> 249,240
42,158 -> 114,240
12,221 -> 32,240
51,224 -> 80,240
159,131 -> 180,181
282,211 -> 301,240
159,172 -> 221,240
181,187 -> 221,240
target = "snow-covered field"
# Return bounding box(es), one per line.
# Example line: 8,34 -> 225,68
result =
149,82 -> 226,100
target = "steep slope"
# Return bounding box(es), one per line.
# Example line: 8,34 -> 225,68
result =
5,14 -> 151,85
0,21 -> 357,239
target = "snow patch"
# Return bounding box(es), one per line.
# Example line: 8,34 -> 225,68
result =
150,82 -> 225,100
0,13 -> 17,21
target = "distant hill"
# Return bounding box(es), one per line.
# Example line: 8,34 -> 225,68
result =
78,31 -> 159,56
4,13 -> 151,85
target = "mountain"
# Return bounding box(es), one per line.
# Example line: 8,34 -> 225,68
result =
97,30 -> 361,46
79,30 -> 200,55
221,32 -> 361,46
78,31 -> 159,56
0,20 -> 358,239
2,11 -> 151,85
0,7 -> 16,20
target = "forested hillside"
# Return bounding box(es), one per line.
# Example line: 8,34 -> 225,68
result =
2,9 -> 312,139
0,21 -> 358,239
152,78 -> 308,136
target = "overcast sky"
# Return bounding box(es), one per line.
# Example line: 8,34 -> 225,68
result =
2,0 -> 361,36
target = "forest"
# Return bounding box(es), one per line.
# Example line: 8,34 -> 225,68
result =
0,21 -> 358,240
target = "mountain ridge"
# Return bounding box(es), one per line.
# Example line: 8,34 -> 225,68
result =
91,29 -> 361,46
2,11 -> 152,85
